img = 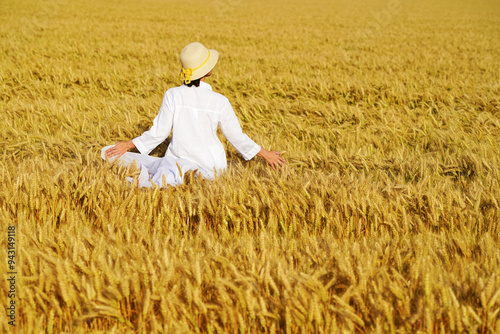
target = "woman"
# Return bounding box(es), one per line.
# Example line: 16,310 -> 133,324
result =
102,42 -> 286,188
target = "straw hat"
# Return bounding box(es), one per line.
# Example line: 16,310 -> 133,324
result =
179,42 -> 219,84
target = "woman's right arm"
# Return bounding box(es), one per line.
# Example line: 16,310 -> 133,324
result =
219,99 -> 287,170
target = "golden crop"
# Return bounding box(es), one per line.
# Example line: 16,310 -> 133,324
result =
0,0 -> 499,332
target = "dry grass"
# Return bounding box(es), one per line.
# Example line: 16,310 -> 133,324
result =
1,0 -> 499,332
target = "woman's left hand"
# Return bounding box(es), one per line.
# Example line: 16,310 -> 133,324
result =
106,140 -> 136,159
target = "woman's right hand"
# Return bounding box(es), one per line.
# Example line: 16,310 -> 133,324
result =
256,148 -> 287,171
105,140 -> 136,159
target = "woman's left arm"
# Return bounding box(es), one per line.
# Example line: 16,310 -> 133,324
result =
132,90 -> 175,155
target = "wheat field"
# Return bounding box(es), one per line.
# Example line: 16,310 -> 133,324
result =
1,0 -> 499,332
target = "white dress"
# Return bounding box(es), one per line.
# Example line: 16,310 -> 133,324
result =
101,82 -> 261,188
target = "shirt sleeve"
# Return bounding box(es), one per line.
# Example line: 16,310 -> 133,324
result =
219,98 -> 261,160
132,91 -> 174,155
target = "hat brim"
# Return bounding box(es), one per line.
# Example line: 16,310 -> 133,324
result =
190,49 -> 219,81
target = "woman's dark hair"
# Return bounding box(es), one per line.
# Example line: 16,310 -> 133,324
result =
185,79 -> 201,87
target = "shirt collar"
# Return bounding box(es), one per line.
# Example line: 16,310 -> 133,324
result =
199,81 -> 212,91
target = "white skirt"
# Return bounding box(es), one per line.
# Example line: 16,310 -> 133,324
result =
101,145 -> 213,188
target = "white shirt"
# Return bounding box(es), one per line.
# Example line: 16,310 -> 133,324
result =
132,82 -> 261,179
